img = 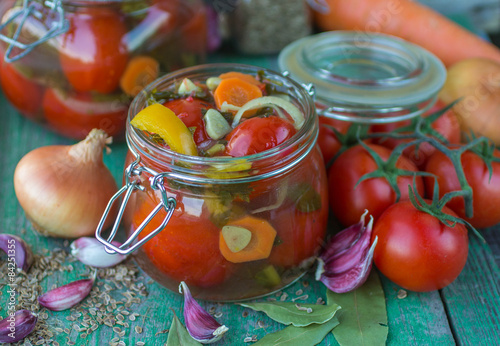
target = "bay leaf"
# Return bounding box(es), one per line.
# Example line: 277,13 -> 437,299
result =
253,315 -> 340,345
326,270 -> 388,346
166,313 -> 202,346
239,301 -> 341,327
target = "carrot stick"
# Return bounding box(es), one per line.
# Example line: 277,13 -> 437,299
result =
313,0 -> 500,67
120,55 -> 160,96
213,77 -> 263,113
219,71 -> 262,86
219,215 -> 277,263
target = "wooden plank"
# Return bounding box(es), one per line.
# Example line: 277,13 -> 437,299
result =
441,234 -> 500,345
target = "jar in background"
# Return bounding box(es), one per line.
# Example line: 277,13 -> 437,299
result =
278,31 -> 447,124
223,0 -> 312,55
0,0 -> 207,140
96,63 -> 329,301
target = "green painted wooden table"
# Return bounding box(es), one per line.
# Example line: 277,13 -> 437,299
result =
1,51 -> 500,346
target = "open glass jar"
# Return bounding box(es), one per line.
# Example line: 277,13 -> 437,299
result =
96,63 -> 329,301
278,31 -> 447,124
0,0 -> 207,140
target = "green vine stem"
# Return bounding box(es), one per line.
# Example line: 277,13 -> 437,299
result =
408,177 -> 485,243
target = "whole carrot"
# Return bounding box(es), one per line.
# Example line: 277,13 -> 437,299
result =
313,0 -> 500,67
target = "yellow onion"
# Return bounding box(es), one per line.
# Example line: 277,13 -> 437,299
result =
13,129 -> 118,238
439,57 -> 500,145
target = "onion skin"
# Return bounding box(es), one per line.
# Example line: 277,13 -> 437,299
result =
13,129 -> 118,238
439,58 -> 500,145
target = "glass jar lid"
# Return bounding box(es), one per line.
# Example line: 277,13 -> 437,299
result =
278,31 -> 447,124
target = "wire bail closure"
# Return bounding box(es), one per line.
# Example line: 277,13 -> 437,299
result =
0,0 -> 69,62
95,157 -> 177,255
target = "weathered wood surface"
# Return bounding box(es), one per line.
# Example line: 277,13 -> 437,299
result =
1,53 -> 499,346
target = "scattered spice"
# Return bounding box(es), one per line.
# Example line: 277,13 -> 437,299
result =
397,289 -> 408,299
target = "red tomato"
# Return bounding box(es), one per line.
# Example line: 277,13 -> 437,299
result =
268,187 -> 328,268
163,97 -> 212,146
317,115 -> 351,166
224,116 -> 297,157
136,197 -> 232,288
372,200 -> 469,292
179,3 -> 207,54
42,88 -> 128,140
328,143 -> 425,227
371,99 -> 461,169
424,148 -> 500,228
0,60 -> 44,119
58,8 -> 128,94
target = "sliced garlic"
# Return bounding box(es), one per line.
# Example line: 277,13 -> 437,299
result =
179,281 -> 228,344
315,211 -> 377,293
38,273 -> 95,311
221,226 -> 252,253
71,237 -> 127,268
206,77 -> 222,90
178,78 -> 202,95
0,234 -> 34,272
204,109 -> 232,140
0,309 -> 37,343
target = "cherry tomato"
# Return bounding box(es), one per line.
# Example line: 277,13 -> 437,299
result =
371,99 -> 461,169
58,8 -> 128,94
163,97 -> 212,146
224,116 -> 296,157
328,143 -> 425,227
136,196 -> 233,288
42,88 -> 128,140
0,60 -> 44,119
317,115 -> 351,166
372,200 -> 469,292
424,148 -> 500,228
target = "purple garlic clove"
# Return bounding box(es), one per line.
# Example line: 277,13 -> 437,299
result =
179,281 -> 228,344
315,212 -> 378,293
38,273 -> 95,311
0,233 -> 34,272
0,309 -> 38,343
71,237 -> 127,268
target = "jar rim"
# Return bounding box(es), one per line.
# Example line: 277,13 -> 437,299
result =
126,63 -> 319,183
278,31 -> 447,123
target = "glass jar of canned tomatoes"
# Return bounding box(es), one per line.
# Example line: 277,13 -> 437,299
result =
0,0 -> 207,140
95,63 -> 329,301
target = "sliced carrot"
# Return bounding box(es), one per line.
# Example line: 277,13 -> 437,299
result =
219,215 -> 277,263
120,55 -> 160,96
312,0 -> 500,67
213,77 -> 263,115
219,71 -> 262,86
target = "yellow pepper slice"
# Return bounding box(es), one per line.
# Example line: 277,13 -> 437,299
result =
131,103 -> 198,156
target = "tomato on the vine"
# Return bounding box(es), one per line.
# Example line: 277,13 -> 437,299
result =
328,143 -> 425,227
163,97 -> 213,146
372,200 -> 469,292
317,115 -> 351,166
58,8 -> 129,94
371,99 -> 461,169
424,147 -> 500,228
224,116 -> 296,157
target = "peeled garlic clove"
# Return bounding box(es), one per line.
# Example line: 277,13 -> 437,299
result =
0,233 -> 34,272
315,212 -> 377,293
179,281 -> 228,344
71,237 -> 127,268
38,274 -> 95,311
0,309 -> 37,343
